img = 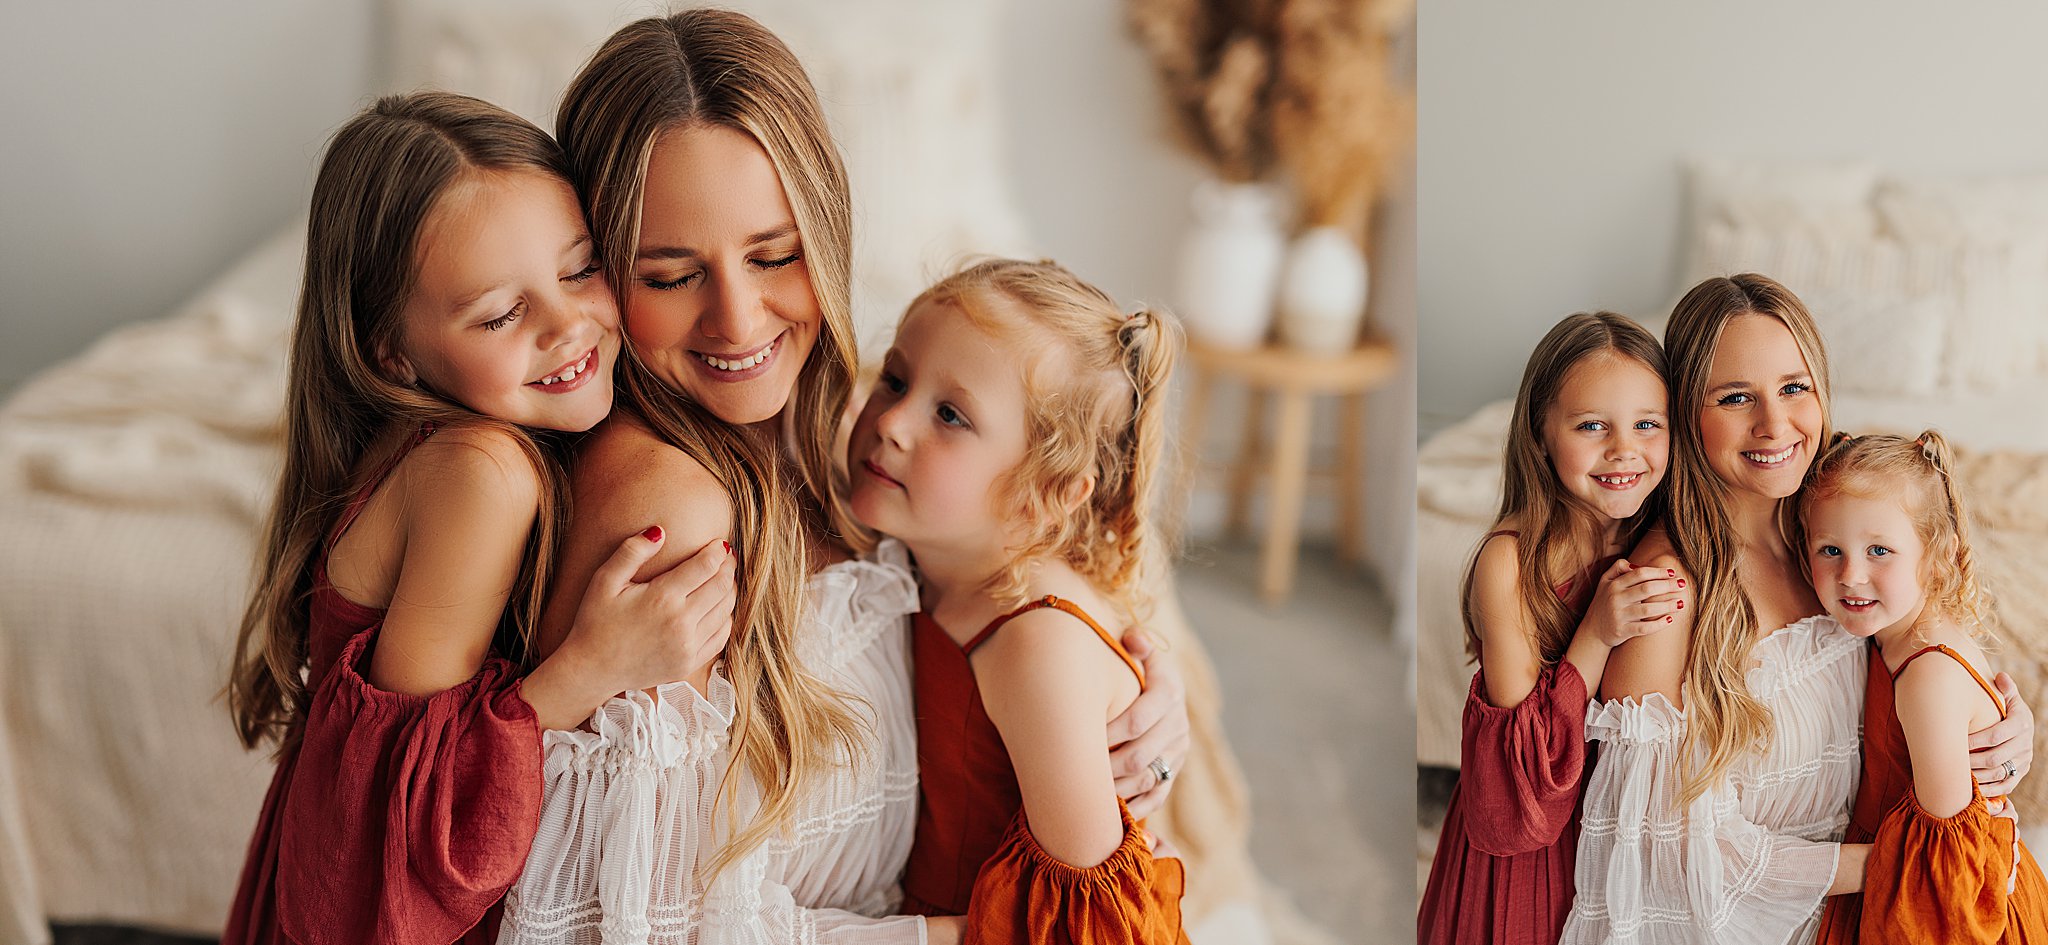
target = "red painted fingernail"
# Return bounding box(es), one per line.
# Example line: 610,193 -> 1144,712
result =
1667,569 -> 1675,577
721,540 -> 732,554
1678,579 -> 1686,588
642,525 -> 663,542
1677,601 -> 1684,609
1666,615 -> 1674,623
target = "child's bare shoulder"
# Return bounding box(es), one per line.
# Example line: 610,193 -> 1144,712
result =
974,586 -> 1135,717
401,421 -> 544,511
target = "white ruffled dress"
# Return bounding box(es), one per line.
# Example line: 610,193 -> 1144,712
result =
1562,614 -> 1866,945
497,541 -> 926,945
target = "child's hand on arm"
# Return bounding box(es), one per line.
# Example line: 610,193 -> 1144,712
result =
1563,558 -> 1687,697
1105,628 -> 1188,819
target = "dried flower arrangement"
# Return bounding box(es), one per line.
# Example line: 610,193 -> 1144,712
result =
1127,0 -> 1414,234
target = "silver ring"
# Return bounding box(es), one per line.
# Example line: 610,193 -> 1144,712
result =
2005,760 -> 2019,781
1148,756 -> 1174,784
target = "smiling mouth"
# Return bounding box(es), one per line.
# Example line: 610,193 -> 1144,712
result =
1742,442 -> 1800,467
1840,597 -> 1879,612
531,347 -> 598,391
1592,472 -> 1644,489
692,333 -> 781,373
860,459 -> 903,489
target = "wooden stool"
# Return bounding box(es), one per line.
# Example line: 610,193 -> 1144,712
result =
1178,336 -> 1398,603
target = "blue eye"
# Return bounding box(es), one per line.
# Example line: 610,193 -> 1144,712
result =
1634,419 -> 1662,431
1577,420 -> 1608,432
1868,545 -> 1892,557
1817,545 -> 1841,558
1782,382 -> 1812,396
937,403 -> 969,428
1717,392 -> 1754,406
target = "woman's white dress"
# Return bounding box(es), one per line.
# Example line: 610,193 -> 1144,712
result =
497,541 -> 926,945
1562,615 -> 1866,945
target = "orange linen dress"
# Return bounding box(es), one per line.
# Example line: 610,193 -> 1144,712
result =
1417,532 -> 1618,945
904,596 -> 1190,944
1817,643 -> 2048,944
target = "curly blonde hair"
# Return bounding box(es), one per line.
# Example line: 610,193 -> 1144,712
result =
1799,429 -> 1993,634
910,258 -> 1183,626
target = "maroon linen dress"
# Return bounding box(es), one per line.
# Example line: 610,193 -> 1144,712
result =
1417,531 -> 1618,945
223,428 -> 544,944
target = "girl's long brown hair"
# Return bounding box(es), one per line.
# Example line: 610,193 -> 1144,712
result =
1663,273 -> 1833,805
556,8 -> 866,874
1461,312 -> 1666,665
227,92 -> 575,754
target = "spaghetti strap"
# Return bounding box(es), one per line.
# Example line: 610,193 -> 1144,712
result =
327,423 -> 438,549
1893,643 -> 2007,720
963,595 -> 1147,689
1483,529 -> 1521,542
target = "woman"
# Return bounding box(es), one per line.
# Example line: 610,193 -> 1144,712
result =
495,10 -> 1195,943
1561,274 -> 2036,945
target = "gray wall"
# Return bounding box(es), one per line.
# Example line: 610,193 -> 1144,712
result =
1419,1 -> 2048,434
0,1 -> 379,392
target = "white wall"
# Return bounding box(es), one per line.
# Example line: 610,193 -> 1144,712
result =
1419,1 -> 2048,432
0,0 -> 378,392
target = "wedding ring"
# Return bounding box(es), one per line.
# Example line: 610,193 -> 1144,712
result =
2005,759 -> 2019,781
1148,756 -> 1174,784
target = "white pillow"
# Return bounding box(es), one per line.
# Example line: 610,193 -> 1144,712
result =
1685,223 -> 1950,397
1877,172 -> 2048,246
1687,157 -> 1883,241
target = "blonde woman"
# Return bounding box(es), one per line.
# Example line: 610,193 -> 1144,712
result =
1560,274 -> 2036,945
494,11 -> 1189,943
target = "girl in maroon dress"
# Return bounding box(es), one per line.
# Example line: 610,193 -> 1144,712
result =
1418,312 -> 1688,944
221,92 -> 735,944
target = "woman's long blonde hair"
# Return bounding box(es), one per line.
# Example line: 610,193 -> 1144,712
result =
227,92 -> 573,754
1461,312 -> 1666,665
910,258 -> 1183,627
1799,430 -> 1994,635
556,8 -> 865,873
1664,273 -> 1833,805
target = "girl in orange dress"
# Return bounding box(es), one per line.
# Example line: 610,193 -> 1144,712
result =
1806,431 -> 2048,944
1418,312 -> 1687,944
845,258 -> 1187,943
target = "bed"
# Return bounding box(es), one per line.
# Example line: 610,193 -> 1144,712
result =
0,2 -> 1289,941
1417,159 -> 2048,829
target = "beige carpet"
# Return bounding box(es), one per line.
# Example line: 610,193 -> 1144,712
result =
1175,540 -> 1410,942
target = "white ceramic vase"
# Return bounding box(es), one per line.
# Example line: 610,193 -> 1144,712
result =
1276,226 -> 1370,355
1174,180 -> 1286,349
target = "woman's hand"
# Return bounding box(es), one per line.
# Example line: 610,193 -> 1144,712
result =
1107,629 -> 1189,819
1991,794 -> 2023,893
922,916 -> 965,945
526,529 -> 736,729
1581,559 -> 1688,647
1972,672 -> 2035,800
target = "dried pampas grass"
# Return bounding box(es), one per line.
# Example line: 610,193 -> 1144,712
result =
1128,0 -> 1414,229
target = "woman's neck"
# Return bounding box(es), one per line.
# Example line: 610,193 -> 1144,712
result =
1726,488 -> 1785,555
